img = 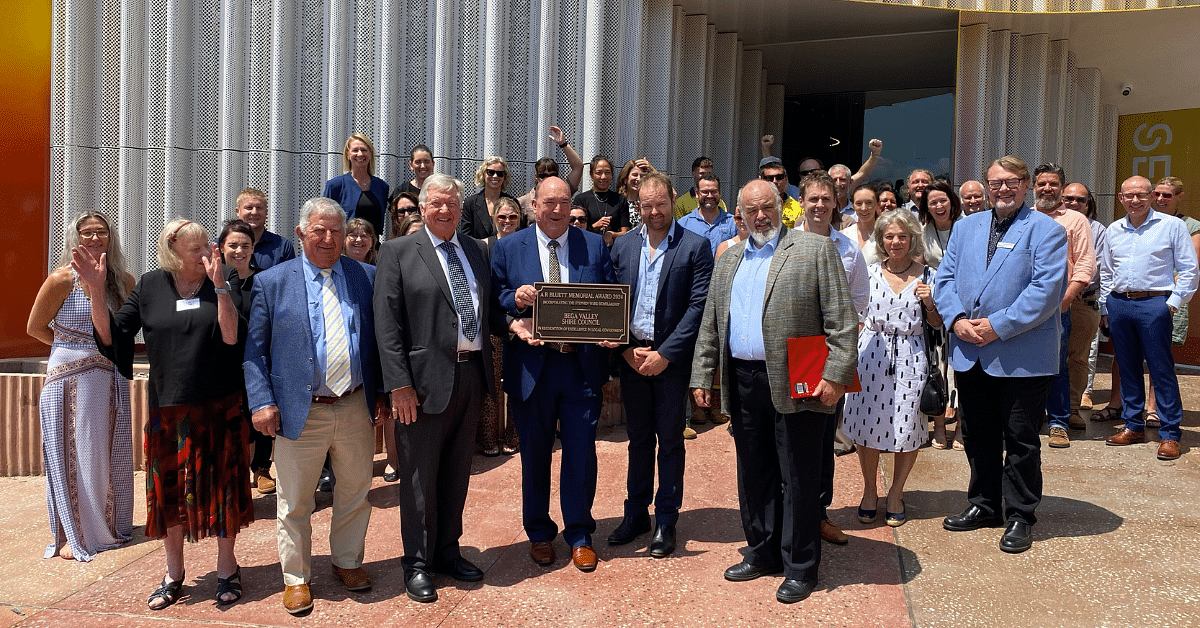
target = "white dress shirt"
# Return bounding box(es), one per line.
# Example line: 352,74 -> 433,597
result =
425,227 -> 483,351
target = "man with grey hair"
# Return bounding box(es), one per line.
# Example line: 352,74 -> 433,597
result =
903,169 -> 933,212
244,196 -> 386,614
960,180 -> 987,215
691,178 -> 858,603
374,173 -> 496,602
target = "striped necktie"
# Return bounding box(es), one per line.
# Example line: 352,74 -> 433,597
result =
438,241 -> 478,342
319,268 -> 352,395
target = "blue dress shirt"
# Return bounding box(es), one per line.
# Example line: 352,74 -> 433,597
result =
251,230 -> 297,271
729,233 -> 777,360
630,225 -> 671,341
1099,209 -> 1199,314
679,208 -> 738,255
301,255 -> 364,396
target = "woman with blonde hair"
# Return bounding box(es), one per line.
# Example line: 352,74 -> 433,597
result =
27,211 -> 135,561
73,218 -> 253,609
459,155 -> 518,239
323,133 -> 390,237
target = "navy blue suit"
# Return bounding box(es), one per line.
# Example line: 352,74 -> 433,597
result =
323,172 -> 390,236
490,224 -> 615,547
610,222 -> 712,525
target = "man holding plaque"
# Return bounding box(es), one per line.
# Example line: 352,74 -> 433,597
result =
490,175 -> 616,572
608,172 -> 713,557
690,179 -> 857,604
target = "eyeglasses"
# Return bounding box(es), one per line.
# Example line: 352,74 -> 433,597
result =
485,169 -> 507,178
1062,195 -> 1088,204
761,173 -> 788,182
1153,191 -> 1175,199
1121,193 -> 1150,201
79,229 -> 109,239
987,178 -> 1025,191
346,233 -> 371,241
497,214 -> 520,221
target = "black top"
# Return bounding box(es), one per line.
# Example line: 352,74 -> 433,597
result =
458,191 -> 518,240
356,190 -> 383,236
99,267 -> 246,408
573,189 -> 630,234
398,181 -> 421,196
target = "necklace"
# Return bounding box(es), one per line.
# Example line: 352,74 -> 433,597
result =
883,259 -> 916,275
173,273 -> 203,299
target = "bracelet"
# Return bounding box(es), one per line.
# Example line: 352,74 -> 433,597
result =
214,287 -> 229,294
558,141 -> 569,148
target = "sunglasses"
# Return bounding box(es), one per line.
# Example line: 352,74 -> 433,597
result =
1153,191 -> 1174,199
485,168 -> 507,178
1062,195 -> 1088,204
761,173 -> 788,182
568,216 -> 588,224
497,214 -> 520,221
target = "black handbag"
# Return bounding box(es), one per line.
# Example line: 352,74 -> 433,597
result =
917,267 -> 948,416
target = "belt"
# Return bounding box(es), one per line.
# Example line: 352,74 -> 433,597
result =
544,342 -> 577,353
456,350 -> 482,363
627,336 -> 653,349
312,384 -> 363,405
1115,290 -> 1169,299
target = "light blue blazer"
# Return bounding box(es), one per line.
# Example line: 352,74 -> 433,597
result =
243,256 -> 381,440
933,204 -> 1068,377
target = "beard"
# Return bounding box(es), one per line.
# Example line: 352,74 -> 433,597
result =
1034,196 -> 1060,211
750,225 -> 780,247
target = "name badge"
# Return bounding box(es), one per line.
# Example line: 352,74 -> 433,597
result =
997,242 -> 1015,249
176,298 -> 200,311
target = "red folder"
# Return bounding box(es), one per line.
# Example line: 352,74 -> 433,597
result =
787,336 -> 861,399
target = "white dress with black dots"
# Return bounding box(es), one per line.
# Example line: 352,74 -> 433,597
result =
843,263 -> 931,453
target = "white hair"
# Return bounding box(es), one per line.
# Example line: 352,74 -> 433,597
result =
299,197 -> 346,231
419,172 -> 465,205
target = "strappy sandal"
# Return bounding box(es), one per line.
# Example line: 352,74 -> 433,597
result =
1091,406 -> 1123,422
148,572 -> 185,611
215,566 -> 242,605
1144,411 -> 1161,429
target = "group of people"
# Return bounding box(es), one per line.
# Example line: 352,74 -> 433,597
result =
27,125 -> 1197,614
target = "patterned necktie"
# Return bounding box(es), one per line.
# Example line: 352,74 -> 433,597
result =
319,269 -> 352,395
438,241 -> 478,341
547,239 -> 562,283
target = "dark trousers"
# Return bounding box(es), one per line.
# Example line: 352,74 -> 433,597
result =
511,351 -> 601,548
729,358 -> 826,581
619,360 -> 687,525
1108,294 -> 1183,441
250,425 -> 274,470
1045,310 -> 1073,429
395,357 -> 484,574
955,363 -> 1051,525
819,398 -> 843,519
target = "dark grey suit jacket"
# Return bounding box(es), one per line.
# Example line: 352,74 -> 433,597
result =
374,228 -> 496,415
689,226 -> 858,416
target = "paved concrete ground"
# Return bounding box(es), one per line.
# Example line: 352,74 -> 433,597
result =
0,357 -> 1196,627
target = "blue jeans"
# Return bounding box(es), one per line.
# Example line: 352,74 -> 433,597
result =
1045,310 -> 1072,430
1108,294 -> 1183,441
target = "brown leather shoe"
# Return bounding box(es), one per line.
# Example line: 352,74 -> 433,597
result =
820,519 -> 848,544
253,469 -> 276,494
1158,439 -> 1181,460
529,541 -> 555,566
283,583 -> 313,615
331,565 -> 372,591
571,545 -> 598,572
1106,428 -> 1145,446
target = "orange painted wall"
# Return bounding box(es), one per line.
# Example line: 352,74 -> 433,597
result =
0,2 -> 51,358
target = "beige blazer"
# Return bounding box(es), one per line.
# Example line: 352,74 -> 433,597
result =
689,226 -> 858,416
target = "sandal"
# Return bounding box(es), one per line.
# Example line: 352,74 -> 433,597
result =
1145,411 -> 1161,429
148,572 -> 185,611
1092,406 -> 1123,422
215,566 -> 242,605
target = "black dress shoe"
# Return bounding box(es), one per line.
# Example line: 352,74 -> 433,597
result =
382,469 -> 400,483
431,557 -> 483,582
405,570 -> 437,603
648,524 -> 676,558
723,561 -> 782,582
942,505 -> 1003,532
999,520 -> 1033,553
776,578 -> 817,604
607,515 -> 652,546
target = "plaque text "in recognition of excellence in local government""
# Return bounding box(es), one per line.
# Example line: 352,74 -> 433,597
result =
532,283 -> 630,344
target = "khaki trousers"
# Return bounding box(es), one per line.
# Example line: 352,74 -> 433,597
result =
1068,298 -> 1101,412
274,388 -> 375,586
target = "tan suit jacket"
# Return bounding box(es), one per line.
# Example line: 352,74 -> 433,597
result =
689,226 -> 858,416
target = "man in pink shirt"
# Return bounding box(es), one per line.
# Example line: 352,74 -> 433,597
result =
1033,163 -> 1096,448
